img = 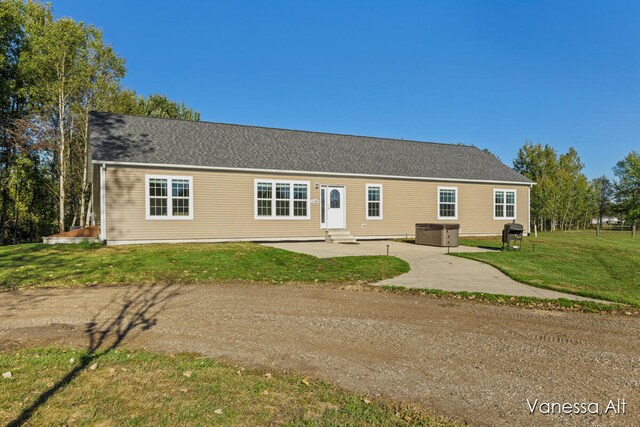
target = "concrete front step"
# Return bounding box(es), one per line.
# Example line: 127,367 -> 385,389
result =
325,229 -> 358,243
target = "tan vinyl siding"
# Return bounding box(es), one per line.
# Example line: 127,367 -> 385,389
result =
103,165 -> 530,242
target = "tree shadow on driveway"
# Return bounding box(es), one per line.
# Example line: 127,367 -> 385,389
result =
7,283 -> 180,427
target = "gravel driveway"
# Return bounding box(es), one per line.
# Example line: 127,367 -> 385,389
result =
1,283 -> 637,426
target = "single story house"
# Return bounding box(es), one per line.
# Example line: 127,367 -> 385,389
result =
89,111 -> 533,245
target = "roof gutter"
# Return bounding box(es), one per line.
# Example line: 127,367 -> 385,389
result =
91,160 -> 535,187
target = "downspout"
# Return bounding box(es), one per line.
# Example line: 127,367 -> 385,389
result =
99,163 -> 107,243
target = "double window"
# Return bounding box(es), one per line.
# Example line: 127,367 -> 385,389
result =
366,184 -> 383,219
438,186 -> 458,219
494,189 -> 516,219
255,180 -> 310,219
146,175 -> 193,220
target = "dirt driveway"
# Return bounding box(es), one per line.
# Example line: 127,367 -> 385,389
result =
1,283 -> 638,426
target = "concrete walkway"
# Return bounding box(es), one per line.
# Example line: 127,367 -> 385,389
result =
264,240 -> 602,302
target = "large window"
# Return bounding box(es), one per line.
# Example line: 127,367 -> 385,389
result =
275,183 -> 290,216
494,189 -> 516,219
255,180 -> 310,219
148,178 -> 168,216
293,184 -> 308,217
146,175 -> 193,220
438,187 -> 458,219
256,182 -> 272,216
366,184 -> 383,219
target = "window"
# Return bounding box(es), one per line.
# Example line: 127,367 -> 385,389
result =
172,179 -> 190,216
494,189 -> 516,219
256,182 -> 272,216
275,183 -> 290,216
254,179 -> 310,219
366,184 -> 383,219
438,187 -> 457,219
330,189 -> 340,208
148,178 -> 168,216
146,175 -> 193,220
293,184 -> 308,217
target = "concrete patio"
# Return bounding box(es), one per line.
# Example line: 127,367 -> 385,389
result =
264,240 -> 602,301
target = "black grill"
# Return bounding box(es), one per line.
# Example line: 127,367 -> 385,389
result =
502,222 -> 524,250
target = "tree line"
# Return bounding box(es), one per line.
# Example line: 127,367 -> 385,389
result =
0,0 -> 200,244
513,142 -> 639,232
2,1 -> 639,244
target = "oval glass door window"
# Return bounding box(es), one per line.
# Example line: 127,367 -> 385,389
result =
330,189 -> 340,208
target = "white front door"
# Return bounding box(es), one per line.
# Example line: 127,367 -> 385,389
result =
326,187 -> 345,229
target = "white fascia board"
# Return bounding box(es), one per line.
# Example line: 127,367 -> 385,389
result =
91,160 -> 535,187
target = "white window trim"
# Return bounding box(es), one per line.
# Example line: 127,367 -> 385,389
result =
145,175 -> 194,220
437,186 -> 458,220
254,179 -> 311,220
493,188 -> 517,220
365,184 -> 383,220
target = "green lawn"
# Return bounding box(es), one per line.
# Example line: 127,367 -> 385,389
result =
0,242 -> 409,290
456,231 -> 640,307
0,347 -> 451,426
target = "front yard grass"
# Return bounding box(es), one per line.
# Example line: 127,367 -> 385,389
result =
456,231 -> 640,307
0,242 -> 409,289
0,347 -> 450,426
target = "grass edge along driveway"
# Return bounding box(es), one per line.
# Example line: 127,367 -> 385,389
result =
455,231 -> 640,307
0,346 -> 452,426
0,242 -> 409,290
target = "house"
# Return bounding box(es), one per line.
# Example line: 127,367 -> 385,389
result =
89,112 -> 533,245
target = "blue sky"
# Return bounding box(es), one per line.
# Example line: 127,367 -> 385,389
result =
55,0 -> 639,178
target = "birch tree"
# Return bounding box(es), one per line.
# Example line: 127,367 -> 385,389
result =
513,142 -> 559,231
514,142 -> 597,231
72,30 -> 125,227
20,16 -> 82,232
0,0 -> 197,243
19,14 -> 124,232
592,176 -> 614,226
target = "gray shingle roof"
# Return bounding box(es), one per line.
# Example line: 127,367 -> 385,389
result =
89,111 -> 532,184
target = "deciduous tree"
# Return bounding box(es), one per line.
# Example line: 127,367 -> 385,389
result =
514,142 -> 597,231
0,0 -> 199,244
613,150 -> 640,223
592,175 -> 614,226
